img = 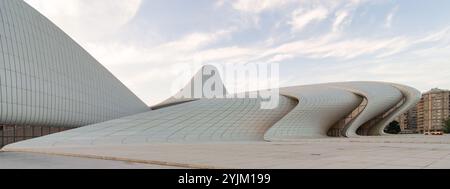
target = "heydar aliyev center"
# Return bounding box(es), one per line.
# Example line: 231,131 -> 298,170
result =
1,0 -> 421,149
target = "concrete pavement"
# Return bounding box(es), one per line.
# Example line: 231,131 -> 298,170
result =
2,135 -> 450,169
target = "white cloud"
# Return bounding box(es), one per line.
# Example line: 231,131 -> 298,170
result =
160,29 -> 235,51
97,29 -> 237,66
259,34 -> 405,60
231,0 -> 293,13
288,59 -> 450,93
24,0 -> 142,42
193,47 -> 259,63
289,7 -> 329,32
259,25 -> 450,61
385,6 -> 399,28
332,11 -> 350,32
415,26 -> 450,43
268,54 -> 295,63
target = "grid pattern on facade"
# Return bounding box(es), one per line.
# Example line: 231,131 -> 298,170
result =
5,96 -> 297,147
0,0 -> 148,128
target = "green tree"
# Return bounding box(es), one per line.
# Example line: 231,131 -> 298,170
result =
443,118 -> 450,134
385,120 -> 401,134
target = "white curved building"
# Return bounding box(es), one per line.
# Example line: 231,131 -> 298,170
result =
266,82 -> 420,140
1,0 -> 421,149
4,63 -> 421,149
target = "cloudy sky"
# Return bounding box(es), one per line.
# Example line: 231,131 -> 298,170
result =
24,0 -> 450,106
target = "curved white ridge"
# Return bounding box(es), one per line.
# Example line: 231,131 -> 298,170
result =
326,82 -> 404,137
367,83 -> 421,136
264,85 -> 362,141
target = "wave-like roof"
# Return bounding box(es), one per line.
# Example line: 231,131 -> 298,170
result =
4,65 -> 421,150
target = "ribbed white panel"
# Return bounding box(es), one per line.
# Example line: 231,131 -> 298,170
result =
0,0 -> 148,127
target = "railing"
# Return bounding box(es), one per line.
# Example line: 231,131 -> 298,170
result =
357,97 -> 406,135
328,98 -> 368,137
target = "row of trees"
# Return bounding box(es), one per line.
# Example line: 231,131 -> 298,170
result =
385,121 -> 401,134
443,117 -> 450,134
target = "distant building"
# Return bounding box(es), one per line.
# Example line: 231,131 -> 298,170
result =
398,108 -> 418,132
416,88 -> 450,133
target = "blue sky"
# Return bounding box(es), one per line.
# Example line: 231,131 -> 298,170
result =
24,0 -> 450,105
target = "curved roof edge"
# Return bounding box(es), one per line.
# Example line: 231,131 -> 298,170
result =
324,82 -> 403,137
367,83 -> 421,136
264,86 -> 362,141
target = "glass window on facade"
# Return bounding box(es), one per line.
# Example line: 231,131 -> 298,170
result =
0,124 -> 73,148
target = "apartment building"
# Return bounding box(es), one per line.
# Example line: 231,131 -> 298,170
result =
416,89 -> 450,133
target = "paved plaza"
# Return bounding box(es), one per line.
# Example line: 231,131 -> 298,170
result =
0,152 -> 179,169
1,135 -> 450,169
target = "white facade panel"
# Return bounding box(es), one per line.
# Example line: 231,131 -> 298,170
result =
0,0 -> 148,127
